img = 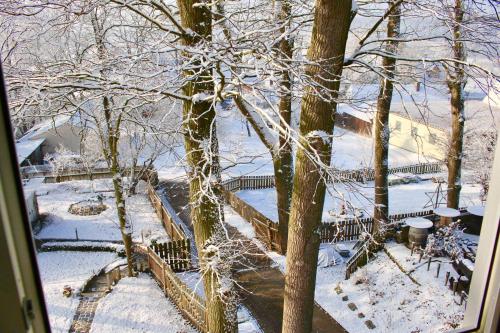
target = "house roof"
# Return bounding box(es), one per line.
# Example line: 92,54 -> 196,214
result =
390,99 -> 500,133
20,115 -> 72,141
15,138 -> 45,164
338,83 -> 500,133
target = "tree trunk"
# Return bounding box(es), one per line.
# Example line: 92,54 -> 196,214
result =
373,1 -> 401,238
176,1 -> 236,332
282,1 -> 352,332
446,0 -> 465,210
275,0 -> 294,253
91,10 -> 134,276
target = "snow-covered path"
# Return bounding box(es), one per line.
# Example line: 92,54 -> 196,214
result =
90,274 -> 198,333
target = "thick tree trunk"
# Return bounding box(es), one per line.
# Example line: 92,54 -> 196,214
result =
282,1 -> 351,332
275,0 -> 294,253
373,1 -> 400,238
177,1 -> 236,332
446,0 -> 465,210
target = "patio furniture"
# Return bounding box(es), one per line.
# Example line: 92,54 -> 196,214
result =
463,206 -> 485,235
405,217 -> 433,248
434,207 -> 460,227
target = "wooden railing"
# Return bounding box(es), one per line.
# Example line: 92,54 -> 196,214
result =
147,184 -> 187,242
146,246 -> 207,332
345,241 -> 372,279
319,218 -> 374,243
221,162 -> 443,190
20,164 -> 158,185
221,163 -> 444,251
151,240 -> 191,272
223,190 -> 281,252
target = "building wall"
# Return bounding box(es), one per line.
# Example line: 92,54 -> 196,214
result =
388,114 -> 447,160
336,112 -> 373,137
32,124 -> 83,155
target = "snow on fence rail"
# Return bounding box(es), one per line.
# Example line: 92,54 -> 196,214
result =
145,246 -> 207,332
147,184 -> 187,242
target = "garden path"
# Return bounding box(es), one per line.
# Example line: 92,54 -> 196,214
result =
161,180 -> 348,333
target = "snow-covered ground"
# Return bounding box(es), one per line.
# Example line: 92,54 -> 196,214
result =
37,251 -> 118,333
90,273 -> 198,333
315,249 -> 464,333
235,179 -> 482,222
31,179 -> 168,244
225,207 -> 466,333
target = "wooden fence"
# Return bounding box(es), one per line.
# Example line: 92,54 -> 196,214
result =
146,246 -> 207,332
152,240 -> 191,272
222,162 -> 444,191
223,190 -> 282,252
345,241 -> 373,280
319,218 -> 374,243
221,163 -> 443,251
20,164 -> 158,185
147,184 -> 187,242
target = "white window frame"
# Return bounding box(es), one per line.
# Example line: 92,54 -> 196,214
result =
452,134 -> 500,332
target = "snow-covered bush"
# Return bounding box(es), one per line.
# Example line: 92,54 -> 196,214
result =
425,221 -> 464,260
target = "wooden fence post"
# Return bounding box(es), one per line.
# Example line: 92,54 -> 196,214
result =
162,261 -> 167,294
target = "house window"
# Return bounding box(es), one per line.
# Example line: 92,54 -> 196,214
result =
411,126 -> 418,137
394,120 -> 402,132
429,133 -> 437,145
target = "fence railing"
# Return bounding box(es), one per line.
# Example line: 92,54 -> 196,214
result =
147,184 -> 187,242
223,189 -> 282,252
151,240 -> 191,272
146,246 -> 207,332
221,163 -> 444,251
20,164 -> 158,184
319,218 -> 374,243
222,162 -> 444,191
345,241 -> 372,279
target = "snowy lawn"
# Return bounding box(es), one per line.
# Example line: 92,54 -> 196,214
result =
90,273 -> 198,333
315,250 -> 464,333
235,179 -> 482,221
37,251 -> 117,333
32,179 -> 168,244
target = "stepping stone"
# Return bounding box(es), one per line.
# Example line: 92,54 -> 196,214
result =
358,312 -> 365,318
335,285 -> 343,295
348,302 -> 357,311
342,295 -> 349,301
365,320 -> 376,329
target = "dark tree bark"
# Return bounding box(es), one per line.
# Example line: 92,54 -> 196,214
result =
373,1 -> 401,238
274,0 -> 294,253
282,1 -> 352,332
446,0 -> 465,210
176,1 -> 236,332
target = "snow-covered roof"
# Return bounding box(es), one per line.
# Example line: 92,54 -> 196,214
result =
20,115 -> 73,142
15,138 -> 45,164
337,83 -> 500,132
390,99 -> 500,132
